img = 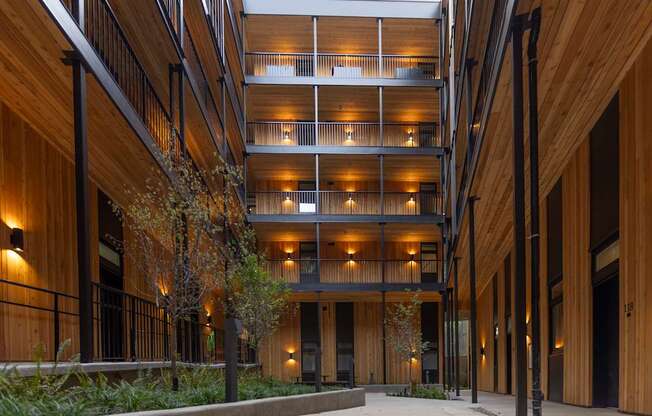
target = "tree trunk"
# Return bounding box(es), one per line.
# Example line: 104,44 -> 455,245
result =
170,317 -> 179,391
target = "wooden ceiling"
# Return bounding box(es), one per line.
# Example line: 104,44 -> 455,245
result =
253,222 -> 440,242
0,1 -> 167,208
247,85 -> 439,122
245,15 -> 439,56
247,154 -> 439,183
451,0 -> 652,304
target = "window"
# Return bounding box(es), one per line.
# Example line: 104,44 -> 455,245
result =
550,281 -> 564,351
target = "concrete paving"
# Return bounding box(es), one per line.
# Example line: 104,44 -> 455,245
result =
304,391 -> 622,416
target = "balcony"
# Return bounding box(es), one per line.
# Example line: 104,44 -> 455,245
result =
246,121 -> 440,149
264,259 -> 443,291
247,191 -> 442,221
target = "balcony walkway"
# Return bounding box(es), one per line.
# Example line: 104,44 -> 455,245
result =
306,392 -> 621,416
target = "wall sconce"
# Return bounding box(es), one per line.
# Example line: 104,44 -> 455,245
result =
286,252 -> 293,261
283,130 -> 290,141
410,253 -> 416,262
347,193 -> 354,203
288,351 -> 295,361
346,131 -> 353,141
407,131 -> 414,144
408,194 -> 415,203
480,345 -> 486,358
10,228 -> 24,252
348,253 -> 354,262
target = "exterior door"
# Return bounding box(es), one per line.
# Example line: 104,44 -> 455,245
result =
419,183 -> 437,215
420,242 -> 439,283
300,303 -> 319,382
593,275 -> 619,408
299,242 -> 319,283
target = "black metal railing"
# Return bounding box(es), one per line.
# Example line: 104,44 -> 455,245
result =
0,278 -> 224,363
246,121 -> 440,148
248,191 -> 442,216
246,52 -> 439,79
265,259 -> 442,285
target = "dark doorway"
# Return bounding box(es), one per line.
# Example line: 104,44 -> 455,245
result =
421,302 -> 439,384
420,242 -> 439,283
593,275 -> 619,408
300,303 -> 320,382
98,190 -> 125,361
419,183 -> 437,215
336,303 -> 355,382
299,241 -> 319,283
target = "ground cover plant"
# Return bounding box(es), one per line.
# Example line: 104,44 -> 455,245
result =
389,384 -> 448,400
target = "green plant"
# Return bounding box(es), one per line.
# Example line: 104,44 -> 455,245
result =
388,385 -> 447,400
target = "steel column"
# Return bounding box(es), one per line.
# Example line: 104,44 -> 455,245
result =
224,317 -> 239,402
527,8 -> 543,416
315,154 -> 320,213
468,196 -> 479,403
382,290 -> 387,384
511,15 -> 528,416
178,64 -> 186,155
380,155 -> 384,215
447,288 -> 454,391
379,87 -> 383,146
316,291 -> 323,392
314,86 -> 319,145
70,0 -> 92,363
378,18 -> 383,76
312,16 -> 318,74
441,288 -> 447,390
453,256 -> 461,396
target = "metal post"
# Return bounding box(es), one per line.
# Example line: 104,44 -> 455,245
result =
315,154 -> 320,213
316,222 -> 321,280
382,290 -> 387,384
447,288 -> 454,390
469,196 -> 479,403
527,8 -> 543,416
314,86 -> 319,145
379,155 -> 384,215
379,87 -> 383,146
377,18 -> 383,77
225,317 -> 239,402
380,223 -> 385,283
511,15 -> 528,416
130,296 -> 136,361
69,0 -> 93,364
312,16 -> 318,76
316,292 -> 322,392
178,64 -> 186,155
453,257 -> 461,396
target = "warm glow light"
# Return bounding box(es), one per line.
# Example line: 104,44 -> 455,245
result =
283,130 -> 290,141
345,131 -> 353,142
407,131 -> 414,145
555,341 -> 564,349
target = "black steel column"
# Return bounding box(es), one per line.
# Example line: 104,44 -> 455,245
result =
316,292 -> 322,392
511,16 -> 528,416
441,288 -> 447,390
379,155 -> 384,215
447,288 -> 454,391
178,64 -> 185,155
70,0 -> 92,363
224,317 -> 239,402
453,257 -> 461,396
528,8 -> 543,416
382,290 -> 387,385
315,154 -> 320,213
468,196 -> 479,403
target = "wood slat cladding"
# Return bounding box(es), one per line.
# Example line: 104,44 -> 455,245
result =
259,302 -> 301,381
317,17 -> 378,54
245,15 -> 314,53
620,39 -> 652,415
476,283 -> 495,391
561,141 -> 592,406
354,303 -> 384,384
0,103 -> 153,361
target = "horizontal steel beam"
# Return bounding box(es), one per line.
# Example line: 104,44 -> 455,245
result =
246,75 -> 443,88
243,0 -> 442,19
288,282 -> 444,292
247,214 -> 444,223
246,145 -> 444,156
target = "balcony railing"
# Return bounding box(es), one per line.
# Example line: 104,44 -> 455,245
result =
246,122 -> 440,148
248,191 -> 442,216
264,259 -> 442,285
61,0 -> 181,160
0,278 -> 224,363
245,52 -> 438,79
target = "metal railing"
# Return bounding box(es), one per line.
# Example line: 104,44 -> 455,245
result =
0,278 -> 224,363
264,259 -> 442,285
202,0 -> 225,54
246,53 -> 439,79
160,0 -> 182,42
61,0 -> 181,160
248,191 -> 442,216
246,122 -> 440,148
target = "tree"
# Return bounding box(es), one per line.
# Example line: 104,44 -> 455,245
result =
113,151 -> 239,390
385,291 -> 430,393
231,254 -> 291,369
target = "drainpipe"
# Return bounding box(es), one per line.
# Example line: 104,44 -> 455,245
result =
527,8 -> 543,416
510,15 -> 528,416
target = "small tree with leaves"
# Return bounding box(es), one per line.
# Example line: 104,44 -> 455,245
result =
113,151 -> 239,390
385,291 -> 430,393
231,253 -> 291,369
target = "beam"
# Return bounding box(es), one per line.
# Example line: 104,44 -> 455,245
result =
247,214 -> 445,224
245,75 -> 443,88
288,283 -> 444,292
242,0 -> 442,19
245,145 -> 444,156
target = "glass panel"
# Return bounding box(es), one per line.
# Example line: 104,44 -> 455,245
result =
595,239 -> 619,271
551,302 -> 564,351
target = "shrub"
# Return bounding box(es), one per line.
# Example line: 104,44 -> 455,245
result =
389,384 -> 447,400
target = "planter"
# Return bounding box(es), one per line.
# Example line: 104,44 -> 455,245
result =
115,388 -> 365,416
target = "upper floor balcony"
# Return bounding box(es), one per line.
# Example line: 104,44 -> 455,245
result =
244,15 -> 441,87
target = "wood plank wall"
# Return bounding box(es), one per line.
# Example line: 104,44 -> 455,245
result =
619,37 -> 652,415
561,141 -> 592,406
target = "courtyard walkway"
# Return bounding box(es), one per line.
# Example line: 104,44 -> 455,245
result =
306,391 -> 621,416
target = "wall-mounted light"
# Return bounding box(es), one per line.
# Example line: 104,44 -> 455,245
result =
288,351 -> 295,361
346,131 -> 353,141
410,253 -> 416,262
480,345 -> 486,358
347,193 -> 354,203
283,130 -> 290,141
10,228 -> 24,252
286,252 -> 293,261
407,131 -> 414,144
408,194 -> 415,203
348,253 -> 354,262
